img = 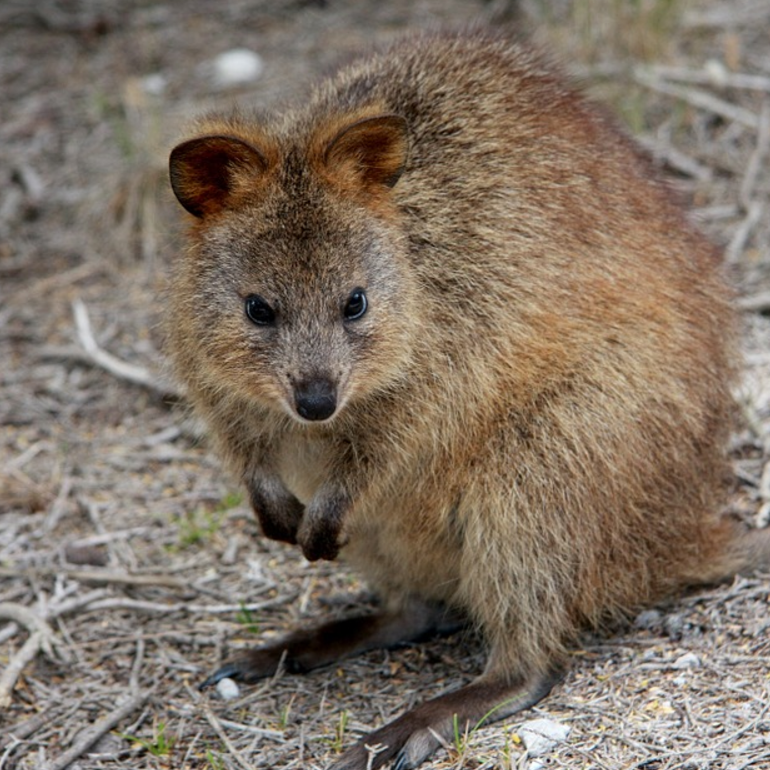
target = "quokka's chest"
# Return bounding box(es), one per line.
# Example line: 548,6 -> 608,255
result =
274,433 -> 335,505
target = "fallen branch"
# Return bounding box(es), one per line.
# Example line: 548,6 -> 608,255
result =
0,603 -> 71,708
44,688 -> 153,770
739,291 -> 770,313
217,718 -> 285,740
184,682 -> 253,770
710,687 -> 770,750
129,638 -> 145,694
56,569 -> 191,591
81,594 -> 295,616
0,566 -> 189,591
43,474 -> 74,533
47,589 -> 118,619
0,262 -> 103,327
684,2 -> 770,29
0,632 -> 49,709
740,101 -> 770,207
726,200 -> 765,264
71,299 -> 175,395
0,708 -> 54,747
642,64 -> 770,94
634,70 -> 760,129
636,134 -> 712,181
0,604 -> 56,647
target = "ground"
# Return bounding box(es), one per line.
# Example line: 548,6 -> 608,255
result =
2,1 -> 770,769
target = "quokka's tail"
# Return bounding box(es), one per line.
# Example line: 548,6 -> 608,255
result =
696,522 -> 770,585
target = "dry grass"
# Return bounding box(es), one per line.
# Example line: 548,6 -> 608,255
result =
2,1 -> 770,768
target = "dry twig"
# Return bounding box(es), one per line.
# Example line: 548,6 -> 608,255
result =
739,291 -> 770,313
726,200 -> 766,264
636,134 -> 713,181
184,681 -> 254,770
634,69 -> 760,129
642,64 -> 770,93
0,567 -> 190,591
71,298 -> 171,394
0,603 -> 70,708
43,688 -> 153,770
79,595 -> 294,616
740,101 -> 770,207
0,632 -> 52,709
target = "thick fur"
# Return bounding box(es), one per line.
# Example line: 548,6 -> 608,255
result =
166,30 -> 765,768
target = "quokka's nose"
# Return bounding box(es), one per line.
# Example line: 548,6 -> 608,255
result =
294,378 -> 337,421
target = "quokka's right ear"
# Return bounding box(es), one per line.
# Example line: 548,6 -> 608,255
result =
169,135 -> 269,218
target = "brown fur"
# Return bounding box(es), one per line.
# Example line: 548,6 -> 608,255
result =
166,31 -> 768,769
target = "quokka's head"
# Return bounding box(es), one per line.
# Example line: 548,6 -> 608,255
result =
168,111 -> 418,425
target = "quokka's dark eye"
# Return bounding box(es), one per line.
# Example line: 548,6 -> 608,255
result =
343,288 -> 368,321
244,295 -> 276,326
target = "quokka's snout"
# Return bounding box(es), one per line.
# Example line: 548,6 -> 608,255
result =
292,375 -> 338,422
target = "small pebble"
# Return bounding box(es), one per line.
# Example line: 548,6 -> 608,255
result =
519,717 -> 570,757
755,500 -> 770,529
211,48 -> 264,87
664,613 -> 685,640
635,609 -> 662,630
141,73 -> 167,96
672,652 -> 702,670
216,677 -> 240,700
704,59 -> 728,88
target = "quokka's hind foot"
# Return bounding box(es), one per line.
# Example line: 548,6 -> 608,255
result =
199,599 -> 463,689
329,666 -> 563,770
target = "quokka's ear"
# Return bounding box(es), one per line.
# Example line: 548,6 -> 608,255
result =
323,114 -> 409,191
169,135 -> 268,218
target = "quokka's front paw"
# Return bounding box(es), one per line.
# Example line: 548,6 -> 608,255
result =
256,505 -> 303,544
297,489 -> 349,561
297,514 -> 344,561
248,478 -> 305,545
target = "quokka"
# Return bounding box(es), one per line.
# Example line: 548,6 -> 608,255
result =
166,30 -> 770,770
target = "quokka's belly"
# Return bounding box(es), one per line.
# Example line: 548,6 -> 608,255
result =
343,492 -> 466,606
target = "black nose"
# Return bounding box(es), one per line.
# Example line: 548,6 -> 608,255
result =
294,378 -> 337,422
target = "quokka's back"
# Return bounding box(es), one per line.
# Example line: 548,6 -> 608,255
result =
167,31 -> 762,770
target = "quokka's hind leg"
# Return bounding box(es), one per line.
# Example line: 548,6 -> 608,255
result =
199,598 -> 463,689
330,660 -> 564,770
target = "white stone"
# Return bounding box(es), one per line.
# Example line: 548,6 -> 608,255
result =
519,718 -> 570,757
704,59 -> 728,88
755,500 -> 770,529
212,49 -> 264,87
216,677 -> 240,700
672,652 -> 702,670
141,73 -> 167,96
634,609 -> 662,629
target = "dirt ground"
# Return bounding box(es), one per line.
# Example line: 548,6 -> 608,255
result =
2,1 -> 770,768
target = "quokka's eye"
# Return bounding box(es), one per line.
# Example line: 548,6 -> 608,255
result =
244,295 -> 276,326
343,288 -> 368,321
